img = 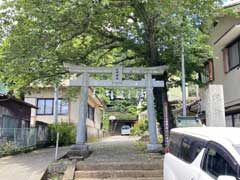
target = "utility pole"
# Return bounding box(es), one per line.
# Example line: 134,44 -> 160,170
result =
53,83 -> 59,160
181,36 -> 187,116
53,83 -> 59,123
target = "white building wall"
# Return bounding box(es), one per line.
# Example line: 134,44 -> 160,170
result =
24,87 -> 103,139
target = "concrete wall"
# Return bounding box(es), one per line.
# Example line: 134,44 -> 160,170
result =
25,87 -> 103,139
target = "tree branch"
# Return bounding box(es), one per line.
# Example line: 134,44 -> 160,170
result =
97,44 -> 120,61
101,55 -> 137,66
130,0 -> 148,26
59,16 -> 91,44
93,27 -> 126,42
83,40 -> 116,59
32,70 -> 68,82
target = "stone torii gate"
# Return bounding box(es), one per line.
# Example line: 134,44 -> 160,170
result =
64,63 -> 167,154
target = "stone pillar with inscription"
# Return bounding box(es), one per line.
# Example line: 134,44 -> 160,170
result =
205,84 -> 226,126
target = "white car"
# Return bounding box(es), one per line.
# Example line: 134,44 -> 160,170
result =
164,127 -> 240,180
121,125 -> 131,135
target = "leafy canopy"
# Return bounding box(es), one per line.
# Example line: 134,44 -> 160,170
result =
0,0 -> 225,93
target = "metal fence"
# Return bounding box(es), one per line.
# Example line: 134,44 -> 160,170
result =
0,128 -> 37,155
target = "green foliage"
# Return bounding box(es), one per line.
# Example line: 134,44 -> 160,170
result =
103,98 -> 138,131
0,0 -> 233,135
133,140 -> 146,152
62,87 -> 80,102
94,87 -> 111,105
158,135 -> 163,144
48,123 -> 76,146
134,134 -> 163,152
102,89 -> 139,130
0,141 -> 35,157
137,102 -> 147,115
106,93 -> 138,115
0,141 -> 18,156
103,113 -> 110,130
106,111 -> 137,121
0,0 -> 227,93
131,119 -> 148,136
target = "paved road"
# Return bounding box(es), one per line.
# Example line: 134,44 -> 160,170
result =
87,136 -> 163,163
0,146 -> 70,180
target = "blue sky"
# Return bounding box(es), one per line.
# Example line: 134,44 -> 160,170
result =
223,0 -> 240,5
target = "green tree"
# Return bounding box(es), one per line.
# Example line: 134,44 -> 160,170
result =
0,0 -> 226,144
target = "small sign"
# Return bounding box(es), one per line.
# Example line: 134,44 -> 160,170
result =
176,116 -> 203,128
112,66 -> 123,83
163,102 -> 169,147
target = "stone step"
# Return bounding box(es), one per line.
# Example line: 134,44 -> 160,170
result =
75,178 -> 163,180
76,162 -> 163,171
75,170 -> 162,179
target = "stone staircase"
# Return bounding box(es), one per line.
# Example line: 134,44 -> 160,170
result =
74,161 -> 163,180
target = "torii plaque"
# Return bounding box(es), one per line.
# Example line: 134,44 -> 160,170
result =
64,63 -> 167,155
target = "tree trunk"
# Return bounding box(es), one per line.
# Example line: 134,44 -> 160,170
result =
145,18 -> 175,147
153,74 -> 175,147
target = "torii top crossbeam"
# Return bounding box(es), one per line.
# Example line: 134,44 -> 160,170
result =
64,63 -> 167,75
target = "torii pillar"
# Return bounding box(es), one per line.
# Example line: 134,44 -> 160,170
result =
70,72 -> 90,156
146,73 -> 162,152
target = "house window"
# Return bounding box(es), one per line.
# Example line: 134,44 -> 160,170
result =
37,98 -> 69,115
88,105 -> 95,121
226,115 -> 233,127
228,41 -> 240,70
37,99 -> 53,115
223,39 -> 240,72
225,113 -> 240,127
200,59 -> 214,83
233,113 -> 240,127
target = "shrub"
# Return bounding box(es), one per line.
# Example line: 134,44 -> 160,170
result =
48,123 -> 76,146
131,119 -> 148,136
134,140 -> 146,151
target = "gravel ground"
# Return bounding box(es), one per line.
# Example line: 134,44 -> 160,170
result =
86,136 -> 163,163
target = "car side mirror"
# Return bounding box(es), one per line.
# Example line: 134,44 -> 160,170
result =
217,176 -> 236,180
